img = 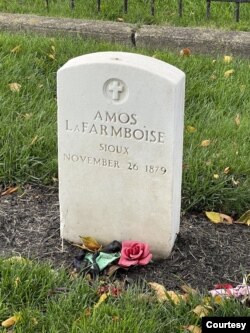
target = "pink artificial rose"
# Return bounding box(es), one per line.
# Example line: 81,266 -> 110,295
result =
118,241 -> 152,267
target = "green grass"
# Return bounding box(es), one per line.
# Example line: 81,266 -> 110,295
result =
0,257 -> 249,332
0,32 -> 250,214
0,0 -> 250,30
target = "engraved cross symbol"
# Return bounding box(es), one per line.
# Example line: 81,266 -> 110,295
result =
108,80 -> 124,100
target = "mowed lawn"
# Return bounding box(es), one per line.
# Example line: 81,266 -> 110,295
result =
0,32 -> 250,214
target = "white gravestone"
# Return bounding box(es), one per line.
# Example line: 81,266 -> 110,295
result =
57,52 -> 185,258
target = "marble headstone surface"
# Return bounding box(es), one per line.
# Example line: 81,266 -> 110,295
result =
57,52 -> 185,258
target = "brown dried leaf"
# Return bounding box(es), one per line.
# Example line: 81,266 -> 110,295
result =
1,186 -> 18,196
79,236 -> 102,252
224,167 -> 230,174
106,265 -> 121,277
180,48 -> 191,56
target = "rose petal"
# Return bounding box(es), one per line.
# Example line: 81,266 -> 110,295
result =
118,257 -> 138,267
138,253 -> 152,265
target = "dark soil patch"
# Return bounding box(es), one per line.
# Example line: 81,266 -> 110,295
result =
0,185 -> 249,291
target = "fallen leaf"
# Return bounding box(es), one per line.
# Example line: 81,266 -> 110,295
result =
165,290 -> 182,305
192,305 -> 212,318
117,17 -> 124,22
48,53 -> 55,60
200,140 -> 210,147
4,256 -> 29,264
235,210 -> 250,226
1,186 -> 18,196
14,277 -> 21,288
84,307 -> 92,317
223,55 -> 233,63
213,174 -> 219,179
8,82 -> 21,92
112,316 -> 120,321
1,314 -> 20,328
243,273 -> 250,285
106,265 -> 121,277
180,284 -> 197,294
148,282 -> 167,302
180,48 -> 191,56
183,325 -> 201,333
23,113 -> 33,120
224,69 -> 234,78
205,211 -> 233,224
30,135 -> 38,145
11,45 -> 21,54
235,113 -> 240,126
224,167 -> 230,174
186,125 -> 196,133
79,236 -> 102,252
94,293 -> 108,309
232,176 -> 240,186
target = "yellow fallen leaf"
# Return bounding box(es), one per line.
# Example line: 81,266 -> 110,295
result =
165,290 -> 182,305
1,314 -> 21,328
200,140 -> 210,147
30,135 -> 38,145
193,305 -> 212,318
117,17 -> 124,22
4,256 -> 30,264
8,82 -> 21,92
148,282 -> 167,302
48,53 -> 56,60
14,277 -> 21,288
205,211 -> 221,223
224,167 -> 230,174
236,210 -> 250,226
11,45 -> 21,54
224,69 -> 234,78
94,293 -> 108,309
205,211 -> 233,224
213,174 -> 219,179
184,325 -> 202,333
186,125 -> 196,133
79,236 -> 102,252
235,113 -> 240,126
223,55 -> 233,63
